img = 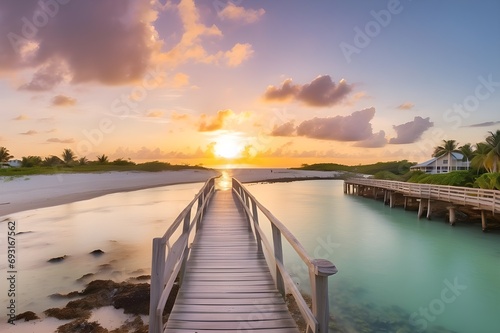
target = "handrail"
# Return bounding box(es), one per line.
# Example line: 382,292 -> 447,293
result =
345,178 -> 500,214
232,178 -> 337,333
149,177 -> 216,333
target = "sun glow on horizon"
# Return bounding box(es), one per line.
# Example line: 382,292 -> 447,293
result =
214,133 -> 243,159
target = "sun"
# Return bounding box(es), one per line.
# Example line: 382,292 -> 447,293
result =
214,134 -> 242,159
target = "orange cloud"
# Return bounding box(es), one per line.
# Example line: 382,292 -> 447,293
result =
52,94 -> 77,107
224,43 -> 254,67
219,3 -> 265,24
198,109 -> 234,132
146,110 -> 164,118
13,114 -> 29,121
46,137 -> 75,144
397,102 -> 415,110
20,130 -> 38,136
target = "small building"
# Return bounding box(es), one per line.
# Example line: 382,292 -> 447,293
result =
1,159 -> 22,168
410,152 -> 469,174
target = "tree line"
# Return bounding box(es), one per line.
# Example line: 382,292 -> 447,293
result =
0,147 -> 133,167
432,129 -> 500,173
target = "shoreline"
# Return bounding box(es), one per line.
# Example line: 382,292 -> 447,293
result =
0,168 -> 344,217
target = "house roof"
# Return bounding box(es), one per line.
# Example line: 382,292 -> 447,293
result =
411,152 -> 465,168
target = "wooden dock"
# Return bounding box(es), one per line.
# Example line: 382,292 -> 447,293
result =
149,177 -> 337,333
344,178 -> 500,230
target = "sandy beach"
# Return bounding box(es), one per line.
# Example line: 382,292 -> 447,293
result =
0,168 -> 342,217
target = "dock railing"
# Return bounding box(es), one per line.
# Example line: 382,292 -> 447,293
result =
149,177 -> 216,333
345,178 -> 500,214
232,178 -> 338,333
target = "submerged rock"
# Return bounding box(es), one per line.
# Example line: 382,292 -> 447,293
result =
49,291 -> 80,299
56,319 -> 107,333
76,273 -> 95,282
113,283 -> 150,315
44,307 -> 90,320
15,311 -> 39,322
48,255 -> 67,263
89,249 -> 105,256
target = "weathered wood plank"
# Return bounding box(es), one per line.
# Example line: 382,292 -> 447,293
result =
164,190 -> 299,333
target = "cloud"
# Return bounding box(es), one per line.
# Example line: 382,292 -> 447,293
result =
297,107 -> 376,141
19,62 -> 67,91
223,43 -> 254,67
353,130 -> 387,148
112,145 -> 213,160
198,109 -> 234,132
146,110 -> 164,118
13,114 -> 29,121
218,3 -> 265,24
270,121 -> 296,137
1,0 -> 163,85
46,137 -> 75,144
396,102 -> 415,110
263,75 -> 353,107
20,130 -> 38,136
389,116 -> 434,144
51,94 -> 76,107
171,112 -> 190,121
466,121 -> 500,128
171,72 -> 189,88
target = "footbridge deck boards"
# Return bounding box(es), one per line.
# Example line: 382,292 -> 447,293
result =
164,190 -> 300,333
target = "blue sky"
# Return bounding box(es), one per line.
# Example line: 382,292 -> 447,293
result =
0,0 -> 499,166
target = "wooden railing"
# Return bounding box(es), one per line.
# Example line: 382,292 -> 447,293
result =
232,178 -> 338,333
149,177 -> 216,333
345,178 -> 500,214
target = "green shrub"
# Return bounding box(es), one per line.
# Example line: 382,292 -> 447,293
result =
407,170 -> 475,187
474,173 -> 500,190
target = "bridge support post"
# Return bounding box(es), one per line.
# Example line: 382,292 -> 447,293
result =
426,199 -> 432,220
481,210 -> 488,232
389,192 -> 395,208
417,199 -> 425,219
447,206 -> 456,226
310,259 -> 338,333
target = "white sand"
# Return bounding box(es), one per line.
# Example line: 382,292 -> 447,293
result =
0,168 -> 342,217
0,170 -> 219,216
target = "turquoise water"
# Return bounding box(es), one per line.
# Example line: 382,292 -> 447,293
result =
246,180 -> 500,333
1,179 -> 499,332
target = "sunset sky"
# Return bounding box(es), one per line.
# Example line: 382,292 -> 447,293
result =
1,0 -> 499,167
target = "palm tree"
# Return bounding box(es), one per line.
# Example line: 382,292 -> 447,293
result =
485,130 -> 500,173
61,148 -> 76,165
459,143 -> 474,170
0,147 -> 13,162
471,142 -> 492,173
21,156 -> 42,167
433,140 -> 460,172
78,157 -> 88,165
96,154 -> 109,164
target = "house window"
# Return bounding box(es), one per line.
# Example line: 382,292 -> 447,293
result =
443,160 -> 448,164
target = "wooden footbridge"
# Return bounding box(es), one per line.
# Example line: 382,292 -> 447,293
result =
344,178 -> 500,230
149,176 -> 337,333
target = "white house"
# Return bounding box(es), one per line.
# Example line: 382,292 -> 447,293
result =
0,159 -> 22,168
410,152 -> 470,174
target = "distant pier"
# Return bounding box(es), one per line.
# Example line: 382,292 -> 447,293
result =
344,178 -> 500,231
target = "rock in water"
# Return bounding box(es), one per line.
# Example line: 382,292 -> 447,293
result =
15,311 -> 39,322
89,249 -> 105,256
48,255 -> 67,263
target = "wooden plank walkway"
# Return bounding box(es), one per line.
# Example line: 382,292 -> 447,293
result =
164,189 -> 300,333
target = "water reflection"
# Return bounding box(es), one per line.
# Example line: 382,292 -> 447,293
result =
215,169 -> 233,191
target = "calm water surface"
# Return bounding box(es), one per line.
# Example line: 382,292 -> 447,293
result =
1,179 -> 499,332
247,180 -> 500,333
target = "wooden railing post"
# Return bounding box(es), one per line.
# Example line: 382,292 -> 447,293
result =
149,237 -> 166,333
310,259 -> 338,333
251,201 -> 263,252
178,210 -> 191,286
272,225 -> 285,298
